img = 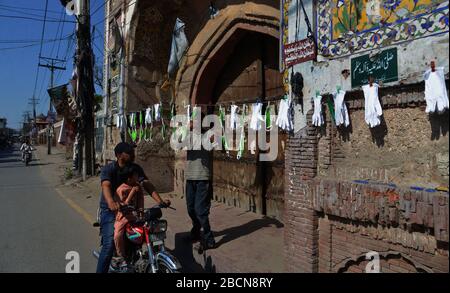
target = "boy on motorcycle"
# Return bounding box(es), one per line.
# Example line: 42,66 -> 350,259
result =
113,165 -> 144,270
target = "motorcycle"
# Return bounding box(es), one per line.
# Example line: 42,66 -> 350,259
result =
93,203 -> 182,273
24,150 -> 32,166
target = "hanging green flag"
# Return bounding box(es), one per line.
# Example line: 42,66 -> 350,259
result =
265,104 -> 272,130
326,96 -> 335,125
219,106 -> 229,153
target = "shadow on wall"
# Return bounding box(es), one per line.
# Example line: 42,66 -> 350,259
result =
370,116 -> 388,147
429,110 -> 449,140
337,118 -> 353,142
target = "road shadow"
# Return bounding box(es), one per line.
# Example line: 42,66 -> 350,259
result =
29,162 -> 54,167
214,217 -> 284,248
170,232 -> 210,273
0,158 -> 21,164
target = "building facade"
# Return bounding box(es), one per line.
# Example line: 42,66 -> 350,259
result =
282,0 -> 449,272
101,0 -> 449,272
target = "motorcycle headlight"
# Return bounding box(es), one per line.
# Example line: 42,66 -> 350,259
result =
151,220 -> 167,233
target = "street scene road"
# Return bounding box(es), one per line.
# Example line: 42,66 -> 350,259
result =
0,145 -> 98,273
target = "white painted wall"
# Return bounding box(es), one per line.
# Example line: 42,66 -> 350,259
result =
286,0 -> 449,133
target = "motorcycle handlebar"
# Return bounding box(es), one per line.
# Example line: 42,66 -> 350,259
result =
119,203 -> 176,212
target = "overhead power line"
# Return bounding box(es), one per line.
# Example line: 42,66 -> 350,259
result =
0,6 -> 65,21
0,14 -> 76,23
91,1 -> 107,16
0,34 -> 74,45
0,4 -> 61,15
32,0 -> 50,111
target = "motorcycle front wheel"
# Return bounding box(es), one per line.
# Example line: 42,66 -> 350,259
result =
154,260 -> 180,273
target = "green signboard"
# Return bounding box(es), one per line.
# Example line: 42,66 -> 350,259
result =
351,48 -> 398,88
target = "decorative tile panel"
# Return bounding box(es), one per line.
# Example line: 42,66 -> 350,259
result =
317,0 -> 449,58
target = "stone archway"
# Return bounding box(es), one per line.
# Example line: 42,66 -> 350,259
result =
173,3 -> 285,219
174,3 -> 281,105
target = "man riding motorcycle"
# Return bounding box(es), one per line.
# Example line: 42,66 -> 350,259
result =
20,138 -> 33,162
96,142 -> 171,273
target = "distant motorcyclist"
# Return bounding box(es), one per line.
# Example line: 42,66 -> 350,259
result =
20,138 -> 33,162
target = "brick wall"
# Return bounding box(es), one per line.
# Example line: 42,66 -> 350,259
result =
284,85 -> 449,273
313,180 -> 449,273
317,88 -> 449,188
284,110 -> 319,272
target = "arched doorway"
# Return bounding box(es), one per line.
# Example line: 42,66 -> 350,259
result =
176,9 -> 286,219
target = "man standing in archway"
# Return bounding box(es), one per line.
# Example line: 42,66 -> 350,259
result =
185,110 -> 216,250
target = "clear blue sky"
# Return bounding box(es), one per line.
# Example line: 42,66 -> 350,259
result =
0,0 -> 105,130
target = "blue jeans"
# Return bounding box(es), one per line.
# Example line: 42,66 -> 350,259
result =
186,180 -> 214,244
96,206 -> 115,273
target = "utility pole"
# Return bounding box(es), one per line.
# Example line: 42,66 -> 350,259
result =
28,96 -> 39,144
77,0 -> 96,179
22,111 -> 31,137
28,96 -> 39,123
39,57 -> 66,155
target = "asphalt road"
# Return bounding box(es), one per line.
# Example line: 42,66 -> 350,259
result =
0,145 -> 99,273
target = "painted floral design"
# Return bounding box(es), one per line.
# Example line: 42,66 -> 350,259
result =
317,0 -> 448,58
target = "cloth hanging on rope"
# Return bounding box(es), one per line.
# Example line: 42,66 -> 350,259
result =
168,18 -> 189,76
161,116 -> 166,141
170,103 -> 176,132
334,90 -> 350,127
230,104 -> 240,130
116,114 -> 124,129
237,105 -> 247,160
362,83 -> 383,128
145,107 -> 153,125
143,107 -> 153,142
129,112 -> 138,142
424,67 -> 449,114
219,106 -> 230,154
312,95 -> 324,127
249,102 -> 264,131
265,102 -> 272,130
139,111 -> 145,141
186,104 -> 191,122
179,104 -> 190,143
276,96 -> 294,131
154,103 -> 161,122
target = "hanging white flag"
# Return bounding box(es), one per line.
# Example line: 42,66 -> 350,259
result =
168,18 -> 188,76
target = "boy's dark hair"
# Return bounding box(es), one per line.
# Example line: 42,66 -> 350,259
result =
118,164 -> 139,183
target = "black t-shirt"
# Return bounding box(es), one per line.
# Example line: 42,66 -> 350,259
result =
99,161 -> 147,209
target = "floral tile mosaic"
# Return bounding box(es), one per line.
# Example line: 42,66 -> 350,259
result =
317,0 -> 449,58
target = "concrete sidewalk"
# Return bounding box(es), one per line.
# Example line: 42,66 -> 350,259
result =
34,145 -> 285,273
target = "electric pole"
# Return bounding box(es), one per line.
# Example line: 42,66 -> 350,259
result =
59,0 -> 96,179
39,57 -> 66,155
77,0 -> 96,179
28,96 -> 39,144
28,96 -> 39,123
22,111 -> 31,137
